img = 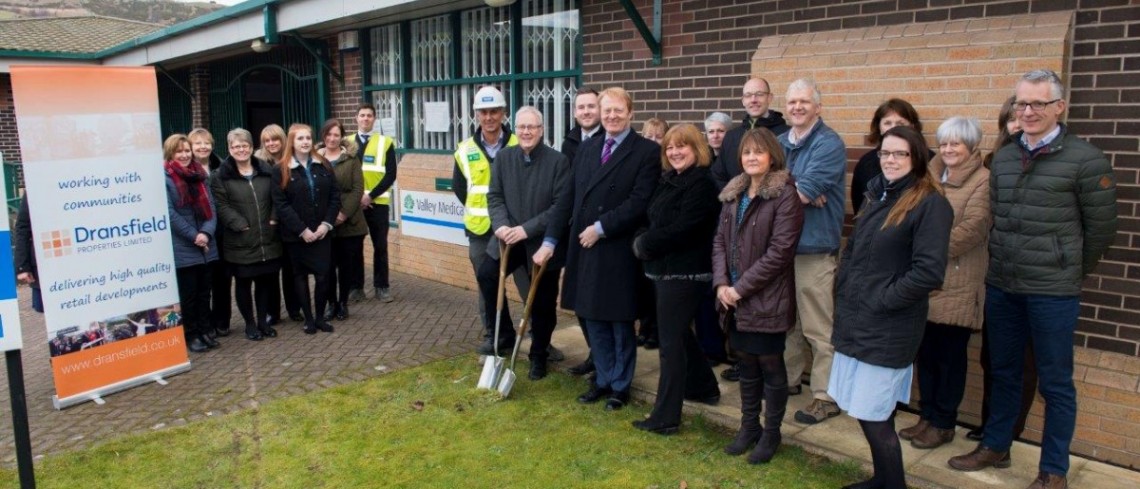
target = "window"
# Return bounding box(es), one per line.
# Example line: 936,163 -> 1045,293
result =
364,0 -> 581,153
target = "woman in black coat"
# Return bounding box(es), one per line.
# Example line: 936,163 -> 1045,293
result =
270,123 -> 341,335
830,126 -> 952,489
545,87 -> 660,411
211,128 -> 283,341
630,124 -> 722,435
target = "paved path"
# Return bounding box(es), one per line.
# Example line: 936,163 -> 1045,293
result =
2,272 -> 1138,488
0,271 -> 486,463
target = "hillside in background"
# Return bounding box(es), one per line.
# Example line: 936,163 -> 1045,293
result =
0,0 -> 225,24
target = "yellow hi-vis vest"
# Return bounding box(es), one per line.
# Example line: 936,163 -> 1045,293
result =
357,133 -> 395,205
454,134 -> 518,235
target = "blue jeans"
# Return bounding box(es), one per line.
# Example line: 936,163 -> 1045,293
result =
582,318 -> 636,393
982,285 -> 1078,476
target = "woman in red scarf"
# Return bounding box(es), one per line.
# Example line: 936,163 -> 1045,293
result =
164,134 -> 220,353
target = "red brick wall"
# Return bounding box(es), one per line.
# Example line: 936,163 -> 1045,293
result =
582,0 -> 1140,356
0,74 -> 23,186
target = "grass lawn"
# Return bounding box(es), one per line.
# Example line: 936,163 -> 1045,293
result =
1,357 -> 865,488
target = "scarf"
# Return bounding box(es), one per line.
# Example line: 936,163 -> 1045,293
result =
164,160 -> 212,221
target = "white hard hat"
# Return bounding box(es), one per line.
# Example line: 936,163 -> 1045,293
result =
473,86 -> 506,110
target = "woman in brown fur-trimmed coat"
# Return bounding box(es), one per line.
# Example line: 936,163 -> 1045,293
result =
897,117 -> 991,450
712,128 -> 804,465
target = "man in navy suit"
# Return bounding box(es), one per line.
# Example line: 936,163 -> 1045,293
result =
537,87 -> 660,411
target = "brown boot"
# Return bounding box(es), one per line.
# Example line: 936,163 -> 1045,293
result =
911,426 -> 954,449
898,418 -> 930,441
1026,471 -> 1067,489
948,444 -> 1011,471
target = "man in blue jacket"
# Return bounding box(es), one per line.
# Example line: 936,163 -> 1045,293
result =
777,78 -> 847,425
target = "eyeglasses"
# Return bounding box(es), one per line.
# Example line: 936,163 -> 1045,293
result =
877,150 -> 911,160
515,124 -> 542,132
742,91 -> 770,99
230,143 -> 252,150
1011,99 -> 1061,112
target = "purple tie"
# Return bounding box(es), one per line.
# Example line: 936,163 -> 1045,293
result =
601,138 -> 616,165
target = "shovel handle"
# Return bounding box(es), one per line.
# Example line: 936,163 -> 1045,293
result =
492,240 -> 513,359
509,261 -> 548,370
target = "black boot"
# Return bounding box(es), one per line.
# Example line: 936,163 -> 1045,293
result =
322,304 -> 337,322
188,335 -> 209,352
245,322 -> 263,341
335,302 -> 348,321
200,333 -> 219,349
725,374 -> 763,456
749,380 -> 789,464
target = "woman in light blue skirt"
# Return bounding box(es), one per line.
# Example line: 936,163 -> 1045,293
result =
829,126 -> 953,489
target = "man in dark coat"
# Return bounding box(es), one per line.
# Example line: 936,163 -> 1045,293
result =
476,106 -> 572,381
949,70 -> 1118,489
14,197 -> 42,313
559,87 -> 602,377
711,77 -> 790,190
539,87 -> 659,411
560,88 -> 602,164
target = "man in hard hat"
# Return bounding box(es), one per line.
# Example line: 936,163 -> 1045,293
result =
454,86 -> 527,356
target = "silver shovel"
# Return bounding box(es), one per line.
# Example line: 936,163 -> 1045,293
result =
498,260 -> 548,398
477,241 -> 513,390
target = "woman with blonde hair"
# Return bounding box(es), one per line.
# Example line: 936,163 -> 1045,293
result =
270,124 -> 341,335
257,123 -> 301,325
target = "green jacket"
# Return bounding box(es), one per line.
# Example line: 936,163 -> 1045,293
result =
209,157 -> 283,265
987,125 -> 1117,296
322,144 -> 368,238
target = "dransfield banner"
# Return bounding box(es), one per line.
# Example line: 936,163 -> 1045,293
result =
10,66 -> 190,409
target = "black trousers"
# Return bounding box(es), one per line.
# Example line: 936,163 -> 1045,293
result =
176,264 -> 212,337
269,247 -> 301,320
363,205 -> 390,289
209,260 -> 232,330
327,235 -> 365,304
694,286 -> 727,361
649,279 -> 721,425
916,322 -> 973,429
234,271 -> 276,328
475,244 -> 560,361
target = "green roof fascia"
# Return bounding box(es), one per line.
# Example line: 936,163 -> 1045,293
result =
94,0 -> 284,59
1,1 -> 285,61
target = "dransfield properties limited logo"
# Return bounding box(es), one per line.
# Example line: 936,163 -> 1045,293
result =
41,216 -> 168,258
40,230 -> 72,258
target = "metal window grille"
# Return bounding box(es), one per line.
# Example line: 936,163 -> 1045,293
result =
364,0 -> 580,153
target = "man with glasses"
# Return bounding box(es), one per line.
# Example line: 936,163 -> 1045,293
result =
949,70 -> 1117,489
711,77 -> 790,190
777,78 -> 847,425
475,106 -> 571,380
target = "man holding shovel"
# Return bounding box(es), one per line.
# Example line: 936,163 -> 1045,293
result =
477,106 -> 572,381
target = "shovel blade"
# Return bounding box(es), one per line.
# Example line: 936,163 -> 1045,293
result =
477,356 -> 503,390
497,369 -> 516,398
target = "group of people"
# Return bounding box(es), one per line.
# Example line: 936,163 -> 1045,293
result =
160,105 -> 398,352
11,65 -> 1116,489
454,69 -> 1116,489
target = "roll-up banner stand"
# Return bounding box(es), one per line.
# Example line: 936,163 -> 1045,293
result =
10,66 -> 191,409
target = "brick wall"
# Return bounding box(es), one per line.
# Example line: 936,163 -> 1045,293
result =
0,74 -> 23,189
189,65 -> 209,129
580,0 -> 1140,468
326,34 -> 364,127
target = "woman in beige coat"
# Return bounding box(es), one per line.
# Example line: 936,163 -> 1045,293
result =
898,117 -> 991,450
